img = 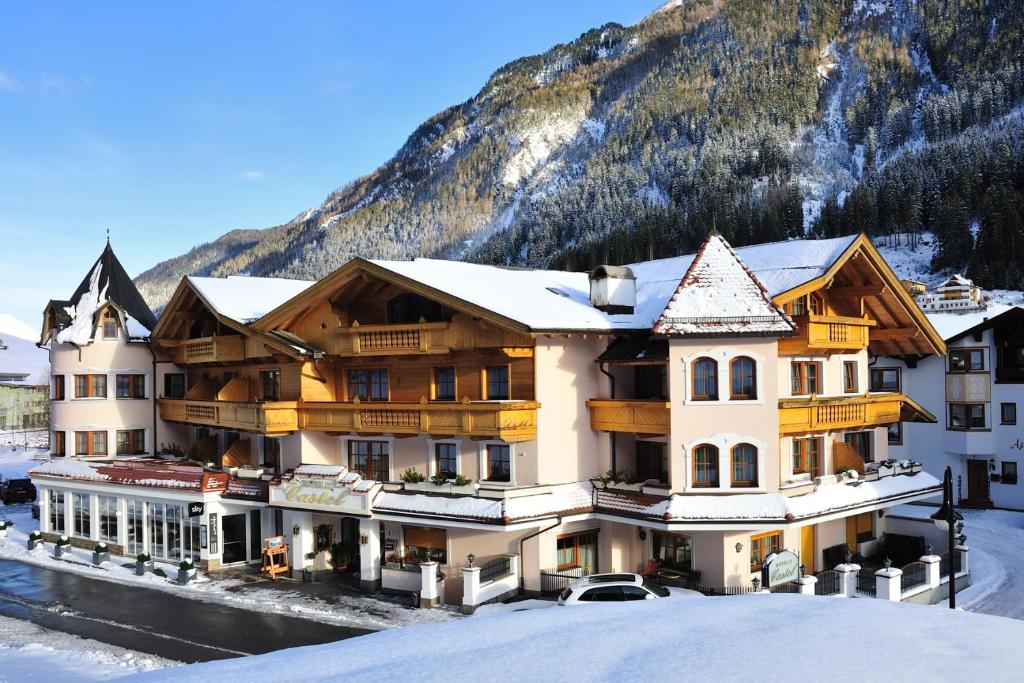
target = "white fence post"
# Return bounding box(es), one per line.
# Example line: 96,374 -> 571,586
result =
419,561 -> 439,608
795,575 -> 817,596
875,565 -> 903,602
508,553 -> 520,582
462,566 -> 481,615
920,554 -> 941,590
955,544 -> 970,575
835,562 -> 860,598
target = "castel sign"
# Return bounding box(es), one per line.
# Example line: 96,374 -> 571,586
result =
269,476 -> 370,514
761,549 -> 800,588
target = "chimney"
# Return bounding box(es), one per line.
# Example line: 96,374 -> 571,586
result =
588,265 -> 636,314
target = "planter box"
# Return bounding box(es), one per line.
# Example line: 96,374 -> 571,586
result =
404,482 -> 477,495
177,569 -> 193,585
27,538 -> 42,551
136,560 -> 154,576
92,551 -> 110,565
54,544 -> 70,559
607,482 -> 644,492
301,568 -> 317,583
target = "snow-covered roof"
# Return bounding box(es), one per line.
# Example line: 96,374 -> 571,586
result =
365,235 -> 856,333
372,482 -> 593,522
188,275 -> 315,324
30,459 -> 110,482
653,234 -> 793,336
926,304 -> 1017,341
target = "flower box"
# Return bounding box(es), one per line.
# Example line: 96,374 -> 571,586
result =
404,481 -> 477,495
606,481 -> 645,492
92,551 -> 110,564
136,556 -> 154,576
27,531 -> 42,551
54,536 -> 71,559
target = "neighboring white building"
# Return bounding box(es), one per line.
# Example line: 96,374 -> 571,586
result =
913,274 -> 987,314
881,306 -> 1024,509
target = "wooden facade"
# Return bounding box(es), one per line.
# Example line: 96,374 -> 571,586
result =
159,398 -> 299,434
778,393 -> 934,435
586,399 -> 671,435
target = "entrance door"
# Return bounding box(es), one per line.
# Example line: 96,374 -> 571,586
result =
966,459 -> 991,505
222,514 -> 247,564
801,525 -> 815,574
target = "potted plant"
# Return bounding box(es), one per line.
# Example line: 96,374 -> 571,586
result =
54,535 -> 71,559
92,542 -> 110,565
177,559 -> 197,584
330,543 -> 352,573
135,552 -> 154,576
27,530 -> 43,551
302,551 -> 317,582
0,519 -> 9,539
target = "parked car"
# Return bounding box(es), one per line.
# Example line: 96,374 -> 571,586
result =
31,502 -> 39,519
557,573 -> 703,605
0,478 -> 37,505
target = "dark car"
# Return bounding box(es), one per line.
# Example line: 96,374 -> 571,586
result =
1,478 -> 37,505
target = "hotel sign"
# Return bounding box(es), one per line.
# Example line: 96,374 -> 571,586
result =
269,476 -> 369,514
762,549 -> 800,588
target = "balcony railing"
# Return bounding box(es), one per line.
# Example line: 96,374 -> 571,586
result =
328,321 -> 453,356
159,398 -> 298,434
778,314 -> 874,354
586,399 -> 671,435
778,392 -> 932,435
298,399 -> 539,442
175,335 -> 245,364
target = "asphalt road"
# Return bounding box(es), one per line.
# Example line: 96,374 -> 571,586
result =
0,559 -> 373,662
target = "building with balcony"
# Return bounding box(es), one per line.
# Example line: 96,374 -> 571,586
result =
31,232 -> 949,600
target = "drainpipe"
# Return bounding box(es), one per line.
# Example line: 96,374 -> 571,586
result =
598,362 -> 617,473
518,516 -> 562,594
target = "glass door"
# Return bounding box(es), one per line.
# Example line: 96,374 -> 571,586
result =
222,514 -> 247,564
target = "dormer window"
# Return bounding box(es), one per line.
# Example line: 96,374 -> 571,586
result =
102,309 -> 118,339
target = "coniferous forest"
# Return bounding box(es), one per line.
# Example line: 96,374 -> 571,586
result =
137,0 -> 1024,308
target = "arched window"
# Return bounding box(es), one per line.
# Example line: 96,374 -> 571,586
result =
691,358 -> 718,400
731,444 -> 758,487
730,356 -> 757,400
692,444 -> 719,488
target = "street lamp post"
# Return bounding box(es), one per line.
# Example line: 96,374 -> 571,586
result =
930,466 -> 963,609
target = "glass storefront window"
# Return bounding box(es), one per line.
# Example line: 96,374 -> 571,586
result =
49,490 -> 65,534
98,495 -> 118,542
127,500 -> 144,555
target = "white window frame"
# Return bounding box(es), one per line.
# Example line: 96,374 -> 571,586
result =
681,347 -> 766,405
426,438 -> 461,479
681,434 -> 767,493
478,440 -> 514,487
342,436 -> 395,482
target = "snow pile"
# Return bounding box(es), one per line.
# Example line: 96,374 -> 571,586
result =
0,333 -> 49,384
55,261 -> 108,346
128,593 -> 1024,682
374,482 -> 592,521
29,458 -> 110,482
187,275 -> 314,323
653,234 -> 793,336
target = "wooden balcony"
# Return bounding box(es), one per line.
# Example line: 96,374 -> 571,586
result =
329,321 -> 453,356
298,399 -> 539,442
778,314 -> 874,355
174,335 -> 245,364
778,392 -> 935,435
586,399 -> 671,435
159,398 -> 298,434
221,439 -> 253,468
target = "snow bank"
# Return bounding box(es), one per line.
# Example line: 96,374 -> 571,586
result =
128,593 -> 1023,682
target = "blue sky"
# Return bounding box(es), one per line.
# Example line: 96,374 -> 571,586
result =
0,1 -> 661,334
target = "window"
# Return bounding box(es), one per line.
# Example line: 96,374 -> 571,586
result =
635,365 -> 668,400
887,422 -> 903,445
843,361 -> 858,393
844,431 -> 873,462
692,444 -> 719,487
789,297 -> 808,316
1002,461 -> 1018,486
348,369 -> 389,401
403,526 -> 447,564
949,349 -> 985,373
53,375 -> 65,401
792,437 -> 821,477
260,370 -> 281,401
74,374 -> 107,398
72,492 -> 91,538
98,495 -> 118,542
75,430 -> 107,456
809,293 -> 824,315
348,440 -> 390,481
750,531 -> 782,572
949,403 -> 986,430
116,374 -> 146,399
790,361 -> 821,395
636,441 -> 667,483
578,586 -> 623,602
485,365 -> 510,400
434,442 -> 457,479
262,437 -> 282,472
556,531 -> 598,572
127,500 -> 144,555
731,444 -> 758,487
116,429 -> 146,455
1001,403 -> 1017,425
869,367 -> 901,392
691,358 -> 718,400
652,532 -> 691,571
48,490 -> 65,534
53,431 -> 65,457
164,373 -> 186,399
485,444 -> 511,482
433,366 -> 456,401
102,309 -> 118,339
730,357 -> 756,400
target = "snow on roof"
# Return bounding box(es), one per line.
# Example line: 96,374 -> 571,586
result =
366,235 -> 856,333
55,260 -> 108,346
0,334 -> 49,385
653,234 -> 793,336
373,482 -> 592,521
294,464 -> 349,477
30,459 -> 110,482
189,275 -> 315,324
926,304 -> 1017,341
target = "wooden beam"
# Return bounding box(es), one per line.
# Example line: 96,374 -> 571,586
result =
871,327 -> 919,341
830,284 -> 887,298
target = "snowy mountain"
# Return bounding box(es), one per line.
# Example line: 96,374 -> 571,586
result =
0,335 -> 48,385
136,0 -> 1024,309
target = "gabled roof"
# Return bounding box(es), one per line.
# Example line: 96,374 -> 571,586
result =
652,233 -> 793,337
188,275 -> 315,324
71,241 -> 157,331
943,305 -> 1024,344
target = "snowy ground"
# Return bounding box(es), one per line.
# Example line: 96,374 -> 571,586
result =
0,446 -> 456,631
0,614 -> 175,681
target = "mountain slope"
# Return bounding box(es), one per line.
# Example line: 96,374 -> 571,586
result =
136,0 -> 1024,308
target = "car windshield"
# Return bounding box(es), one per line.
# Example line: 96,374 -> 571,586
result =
642,579 -> 670,597
559,586 -> 574,602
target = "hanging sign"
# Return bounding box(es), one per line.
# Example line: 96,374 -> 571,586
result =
762,549 -> 800,588
269,477 -> 369,513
